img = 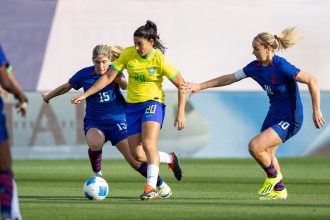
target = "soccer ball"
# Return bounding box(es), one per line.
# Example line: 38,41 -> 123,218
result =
83,176 -> 109,200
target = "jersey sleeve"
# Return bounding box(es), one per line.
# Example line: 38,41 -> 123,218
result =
0,46 -> 9,67
161,55 -> 179,80
68,71 -> 82,90
111,48 -> 128,73
234,69 -> 247,80
278,58 -> 300,80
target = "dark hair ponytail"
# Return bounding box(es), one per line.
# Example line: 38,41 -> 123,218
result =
134,20 -> 166,54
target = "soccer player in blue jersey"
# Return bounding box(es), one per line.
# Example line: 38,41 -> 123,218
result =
0,48 -> 24,101
182,27 -> 326,200
71,21 -> 186,200
42,44 -> 173,198
0,44 -> 28,220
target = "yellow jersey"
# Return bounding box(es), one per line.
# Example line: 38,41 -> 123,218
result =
111,46 -> 178,103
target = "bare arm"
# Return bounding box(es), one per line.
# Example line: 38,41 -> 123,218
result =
0,65 -> 28,117
181,73 -> 239,97
41,82 -> 72,103
296,70 -> 326,129
7,70 -> 22,91
170,73 -> 186,130
0,85 -> 9,100
199,73 -> 238,90
113,73 -> 127,90
71,67 -> 118,104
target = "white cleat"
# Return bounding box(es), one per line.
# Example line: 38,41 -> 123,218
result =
93,171 -> 102,177
158,182 -> 172,198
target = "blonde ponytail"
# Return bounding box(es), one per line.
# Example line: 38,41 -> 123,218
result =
275,27 -> 300,51
254,27 -> 300,51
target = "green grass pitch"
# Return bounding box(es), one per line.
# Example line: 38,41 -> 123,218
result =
14,157 -> 330,220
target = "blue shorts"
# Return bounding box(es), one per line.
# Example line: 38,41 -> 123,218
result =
261,114 -> 303,143
0,101 -> 8,142
84,121 -> 128,146
126,100 -> 165,136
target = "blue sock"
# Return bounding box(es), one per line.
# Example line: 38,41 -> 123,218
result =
0,170 -> 13,219
263,163 -> 277,178
136,162 -> 164,187
274,180 -> 285,191
88,149 -> 102,172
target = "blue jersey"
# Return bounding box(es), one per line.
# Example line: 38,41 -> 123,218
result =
242,55 -> 303,123
0,44 -> 9,141
0,45 -> 9,67
69,66 -> 126,125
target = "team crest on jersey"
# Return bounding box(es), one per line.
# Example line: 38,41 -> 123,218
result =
148,67 -> 155,75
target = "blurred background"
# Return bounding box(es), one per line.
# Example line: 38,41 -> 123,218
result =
0,0 -> 329,159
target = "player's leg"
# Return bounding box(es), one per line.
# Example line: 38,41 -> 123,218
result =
259,145 -> 287,200
268,146 -> 280,171
85,128 -> 105,176
0,140 -> 13,220
0,140 -> 20,220
248,128 -> 283,196
128,137 -> 182,181
127,102 -> 182,181
115,139 -> 172,198
139,121 -> 161,200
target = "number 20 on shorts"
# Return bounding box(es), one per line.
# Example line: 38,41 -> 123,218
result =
145,105 -> 157,115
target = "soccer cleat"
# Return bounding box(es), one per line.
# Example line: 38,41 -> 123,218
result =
258,171 -> 283,196
168,152 -> 183,181
140,184 -> 159,201
93,171 -> 102,177
259,188 -> 288,200
158,182 -> 172,198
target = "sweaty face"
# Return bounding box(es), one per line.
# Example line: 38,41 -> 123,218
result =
252,40 -> 269,64
93,54 -> 110,74
134,36 -> 153,57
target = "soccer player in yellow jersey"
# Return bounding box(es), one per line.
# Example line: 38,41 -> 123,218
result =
72,20 -> 186,200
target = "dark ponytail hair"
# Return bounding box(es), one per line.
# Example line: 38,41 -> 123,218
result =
134,20 -> 166,54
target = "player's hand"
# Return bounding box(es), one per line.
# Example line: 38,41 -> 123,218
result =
180,82 -> 201,99
174,112 -> 185,130
41,91 -> 50,104
71,93 -> 86,104
15,101 -> 28,117
0,87 -> 10,101
313,109 -> 326,129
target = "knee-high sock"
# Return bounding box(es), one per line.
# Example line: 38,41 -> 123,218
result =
147,164 -> 159,188
11,179 -> 22,220
136,162 -> 163,187
0,170 -> 13,220
88,149 -> 102,172
263,163 -> 277,178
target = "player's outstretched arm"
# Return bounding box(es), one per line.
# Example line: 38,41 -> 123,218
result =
181,73 -> 238,97
41,82 -> 72,104
296,70 -> 326,129
71,68 -> 118,104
